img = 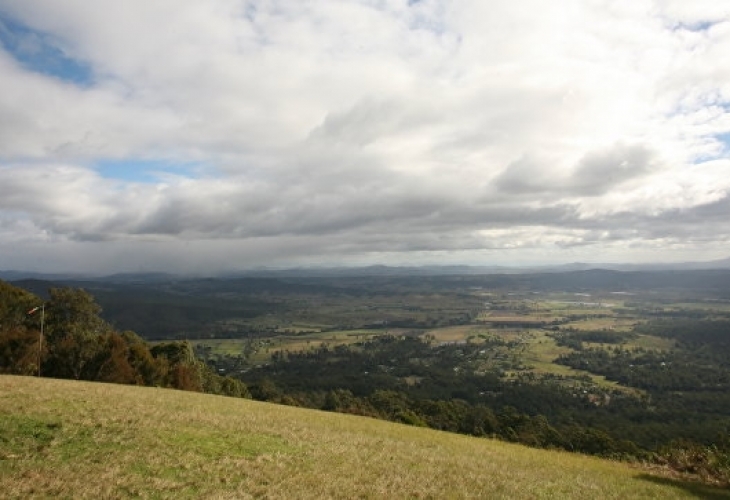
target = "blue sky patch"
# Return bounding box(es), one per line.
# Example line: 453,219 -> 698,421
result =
672,20 -> 718,33
0,15 -> 93,85
716,132 -> 730,154
94,159 -> 205,183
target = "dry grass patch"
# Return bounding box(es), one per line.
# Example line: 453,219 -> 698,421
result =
626,334 -> 676,351
426,325 -> 481,342
1,376 -> 728,499
561,317 -> 636,331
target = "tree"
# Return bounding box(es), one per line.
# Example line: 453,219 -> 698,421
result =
92,332 -> 141,384
0,326 -> 41,375
0,280 -> 43,375
42,288 -> 111,380
0,281 -> 250,399
150,341 -> 203,391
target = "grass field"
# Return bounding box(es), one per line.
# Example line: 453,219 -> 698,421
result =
2,376 -> 728,499
191,329 -> 388,364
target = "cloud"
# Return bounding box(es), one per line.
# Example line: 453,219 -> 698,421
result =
492,144 -> 658,197
0,1 -> 729,272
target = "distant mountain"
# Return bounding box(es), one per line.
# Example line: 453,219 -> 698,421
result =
231,264 -> 515,278
226,258 -> 730,278
540,257 -> 730,273
0,270 -> 92,281
0,270 -> 181,284
93,272 -> 182,283
2,256 -> 730,282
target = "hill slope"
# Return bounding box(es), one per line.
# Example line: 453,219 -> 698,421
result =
1,376 -> 726,499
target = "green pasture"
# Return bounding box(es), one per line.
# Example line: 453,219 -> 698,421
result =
2,376 -> 727,499
656,302 -> 730,313
191,329 -> 389,364
622,334 -> 676,351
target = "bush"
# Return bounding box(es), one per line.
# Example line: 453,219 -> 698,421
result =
656,440 -> 730,486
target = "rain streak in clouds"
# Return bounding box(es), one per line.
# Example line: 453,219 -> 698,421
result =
0,0 -> 729,273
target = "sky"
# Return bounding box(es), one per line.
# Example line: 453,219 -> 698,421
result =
0,0 -> 729,274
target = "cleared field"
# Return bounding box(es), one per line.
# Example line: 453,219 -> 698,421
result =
476,312 -> 560,322
191,330 -> 389,364
426,325 -> 485,342
625,334 -> 677,351
1,376 -> 726,499
663,302 -> 730,313
560,317 -> 637,331
509,331 -> 639,392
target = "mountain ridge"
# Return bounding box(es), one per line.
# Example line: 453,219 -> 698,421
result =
3,256 -> 730,281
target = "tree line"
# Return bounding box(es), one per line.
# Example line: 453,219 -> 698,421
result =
0,280 -> 248,398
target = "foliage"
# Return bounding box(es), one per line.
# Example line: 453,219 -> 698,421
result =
656,439 -> 730,486
0,327 -> 40,376
0,280 -> 249,399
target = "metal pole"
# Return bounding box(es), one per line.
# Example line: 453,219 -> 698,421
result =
38,304 -> 44,377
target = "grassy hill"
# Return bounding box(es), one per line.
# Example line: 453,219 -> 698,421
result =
1,376 -> 727,499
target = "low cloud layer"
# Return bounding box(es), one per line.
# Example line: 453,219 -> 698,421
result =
1,1 -> 729,273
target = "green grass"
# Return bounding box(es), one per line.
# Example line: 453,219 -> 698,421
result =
192,330 -> 390,365
427,325 -> 483,342
2,376 -> 728,498
626,334 -> 677,351
560,317 -> 636,331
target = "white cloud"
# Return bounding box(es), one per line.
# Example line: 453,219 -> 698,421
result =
0,0 -> 729,273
